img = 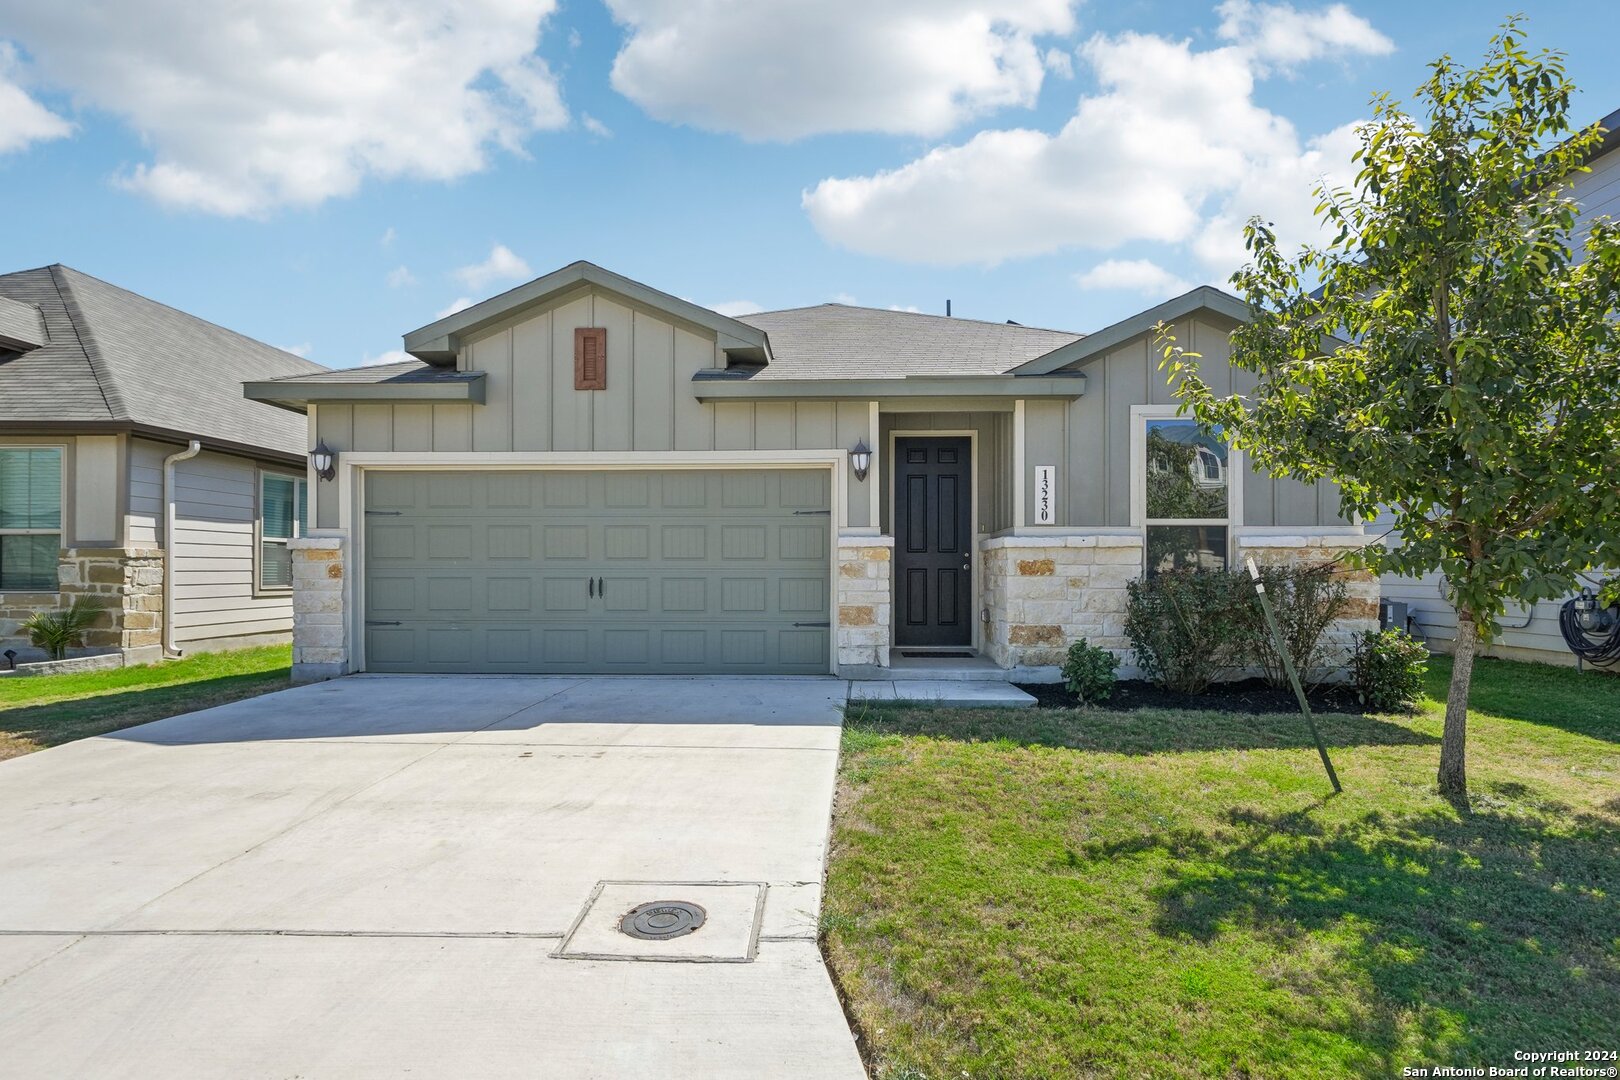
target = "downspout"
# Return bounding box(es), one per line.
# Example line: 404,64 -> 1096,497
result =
161,440 -> 202,658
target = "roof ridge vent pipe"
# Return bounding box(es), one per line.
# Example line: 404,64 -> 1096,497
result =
161,440 -> 202,658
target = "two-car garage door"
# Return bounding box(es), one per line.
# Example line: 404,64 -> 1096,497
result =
362,469 -> 832,675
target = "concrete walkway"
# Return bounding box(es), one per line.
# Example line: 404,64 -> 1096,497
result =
0,676 -> 865,1078
848,680 -> 1036,707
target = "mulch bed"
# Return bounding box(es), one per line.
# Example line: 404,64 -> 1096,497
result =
1014,679 -> 1368,714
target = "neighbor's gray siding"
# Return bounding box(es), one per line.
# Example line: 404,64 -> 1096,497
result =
877,411 -> 1011,536
1382,567 -> 1583,665
1033,314 -> 1345,529
1572,145 -> 1620,249
129,438 -> 294,647
313,286 -> 876,530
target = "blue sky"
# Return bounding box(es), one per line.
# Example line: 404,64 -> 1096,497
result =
1,1 -> 1615,369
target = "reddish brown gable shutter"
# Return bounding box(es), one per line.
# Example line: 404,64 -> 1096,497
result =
574,327 -> 607,390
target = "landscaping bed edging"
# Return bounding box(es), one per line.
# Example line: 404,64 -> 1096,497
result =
0,650 -> 126,678
1014,679 -> 1375,714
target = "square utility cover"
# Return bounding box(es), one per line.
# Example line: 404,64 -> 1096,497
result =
556,881 -> 765,962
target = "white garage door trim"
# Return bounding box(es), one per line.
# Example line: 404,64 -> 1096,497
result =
330,451 -> 850,675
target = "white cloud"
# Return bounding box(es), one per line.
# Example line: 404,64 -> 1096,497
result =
0,43 -> 71,153
359,349 -> 412,367
386,265 -> 416,288
436,297 -> 477,319
0,1 -> 568,215
1191,119 -> 1365,271
582,114 -> 613,138
277,342 -> 313,358
887,304 -> 924,313
380,227 -> 397,247
830,292 -> 859,305
605,0 -> 1077,140
709,300 -> 762,317
803,5 -> 1380,274
1215,0 -> 1393,71
1042,47 -> 1073,79
452,244 -> 532,290
1074,259 -> 1192,297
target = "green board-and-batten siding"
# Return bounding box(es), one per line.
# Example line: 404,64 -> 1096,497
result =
1025,314 -> 1349,529
313,286 -> 875,532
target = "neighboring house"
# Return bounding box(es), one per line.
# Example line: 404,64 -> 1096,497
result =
1379,106 -> 1620,666
247,260 -> 1377,683
0,265 -> 324,665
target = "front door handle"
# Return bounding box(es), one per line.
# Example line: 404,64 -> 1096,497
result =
588,578 -> 595,599
598,576 -> 606,598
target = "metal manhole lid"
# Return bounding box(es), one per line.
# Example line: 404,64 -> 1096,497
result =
619,900 -> 707,941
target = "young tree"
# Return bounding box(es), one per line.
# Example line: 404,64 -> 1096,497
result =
1160,20 -> 1620,804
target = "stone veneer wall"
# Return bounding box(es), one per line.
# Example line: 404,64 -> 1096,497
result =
980,532 -> 1381,678
0,547 -> 163,664
836,535 -> 893,669
981,535 -> 1145,671
0,590 -> 58,657
290,536 -> 347,683
1233,534 -> 1381,674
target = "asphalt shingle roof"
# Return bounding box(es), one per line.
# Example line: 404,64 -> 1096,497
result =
735,304 -> 1082,380
0,265 -> 323,457
245,294 -> 1091,400
256,359 -> 479,385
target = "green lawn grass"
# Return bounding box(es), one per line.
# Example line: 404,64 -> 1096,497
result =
824,657 -> 1620,1079
0,645 -> 292,760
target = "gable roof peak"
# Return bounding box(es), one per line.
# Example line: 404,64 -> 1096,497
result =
1010,285 -> 1251,377
402,259 -> 770,365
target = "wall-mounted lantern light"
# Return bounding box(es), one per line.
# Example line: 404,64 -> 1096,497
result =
850,439 -> 872,483
310,439 -> 337,482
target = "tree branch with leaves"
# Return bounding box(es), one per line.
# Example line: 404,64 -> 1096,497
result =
1159,18 -> 1620,805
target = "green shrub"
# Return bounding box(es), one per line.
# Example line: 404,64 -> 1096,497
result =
21,598 -> 103,661
1350,628 -> 1429,711
1124,571 -> 1247,694
1061,638 -> 1119,703
1233,563 -> 1351,689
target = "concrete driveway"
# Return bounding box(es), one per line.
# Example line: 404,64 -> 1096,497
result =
0,676 -> 865,1079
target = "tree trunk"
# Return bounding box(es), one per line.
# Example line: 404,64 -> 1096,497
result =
1438,613 -> 1477,806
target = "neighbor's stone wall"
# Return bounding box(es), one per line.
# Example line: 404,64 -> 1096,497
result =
0,547 -> 163,664
1235,534 -> 1381,674
0,590 -> 60,657
837,535 -> 893,670
982,534 -> 1144,671
290,536 -> 347,683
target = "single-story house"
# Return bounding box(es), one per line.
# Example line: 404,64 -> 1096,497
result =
245,260 -> 1378,683
0,264 -> 324,665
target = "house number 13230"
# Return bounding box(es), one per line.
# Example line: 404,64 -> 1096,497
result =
1035,465 -> 1056,525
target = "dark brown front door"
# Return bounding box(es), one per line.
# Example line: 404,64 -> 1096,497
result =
894,437 -> 972,647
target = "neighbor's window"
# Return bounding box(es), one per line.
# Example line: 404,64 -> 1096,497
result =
1143,419 -> 1229,574
259,472 -> 308,589
0,448 -> 62,591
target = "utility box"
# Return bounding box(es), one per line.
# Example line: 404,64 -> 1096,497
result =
1380,599 -> 1409,633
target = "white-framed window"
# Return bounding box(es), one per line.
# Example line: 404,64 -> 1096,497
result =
1130,408 -> 1237,575
257,471 -> 308,590
0,447 -> 63,591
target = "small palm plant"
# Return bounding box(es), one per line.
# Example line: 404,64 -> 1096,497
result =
21,599 -> 103,661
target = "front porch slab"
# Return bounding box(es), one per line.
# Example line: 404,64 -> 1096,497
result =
847,681 -> 1036,708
